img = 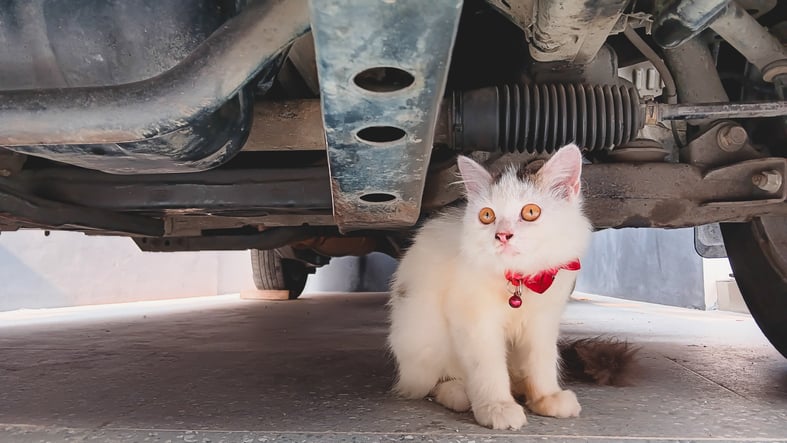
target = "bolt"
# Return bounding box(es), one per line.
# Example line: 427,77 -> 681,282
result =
752,170 -> 783,193
717,124 -> 747,152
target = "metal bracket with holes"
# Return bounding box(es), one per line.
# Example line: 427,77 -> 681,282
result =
309,0 -> 463,232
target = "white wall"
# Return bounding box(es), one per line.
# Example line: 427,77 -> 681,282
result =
0,230 -> 254,311
576,228 -> 708,309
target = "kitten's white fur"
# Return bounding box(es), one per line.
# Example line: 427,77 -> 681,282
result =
388,144 -> 592,430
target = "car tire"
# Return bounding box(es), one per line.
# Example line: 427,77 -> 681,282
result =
250,248 -> 309,300
721,217 -> 787,358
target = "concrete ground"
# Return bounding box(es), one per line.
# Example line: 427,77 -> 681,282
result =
0,292 -> 786,442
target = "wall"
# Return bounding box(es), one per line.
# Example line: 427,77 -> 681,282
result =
576,227 -> 707,309
0,230 -> 253,311
0,229 -> 398,312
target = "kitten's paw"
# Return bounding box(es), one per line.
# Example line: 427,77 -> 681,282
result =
473,400 -> 528,430
527,389 -> 581,418
433,380 -> 471,412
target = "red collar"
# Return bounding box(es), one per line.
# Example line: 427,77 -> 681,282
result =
505,259 -> 581,295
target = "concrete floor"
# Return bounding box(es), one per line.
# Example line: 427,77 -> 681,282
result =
0,292 -> 786,443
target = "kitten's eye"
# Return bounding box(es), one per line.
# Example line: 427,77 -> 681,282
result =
478,207 -> 496,224
521,203 -> 541,221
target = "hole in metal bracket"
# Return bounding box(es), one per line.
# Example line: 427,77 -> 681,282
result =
360,193 -> 397,203
353,67 -> 415,93
356,126 -> 407,144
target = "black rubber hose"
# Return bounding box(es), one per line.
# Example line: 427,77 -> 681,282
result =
450,82 -> 643,153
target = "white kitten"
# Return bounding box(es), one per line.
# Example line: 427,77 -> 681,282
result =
388,144 -> 592,430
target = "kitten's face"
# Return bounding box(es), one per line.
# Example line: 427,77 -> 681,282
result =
457,145 -> 592,275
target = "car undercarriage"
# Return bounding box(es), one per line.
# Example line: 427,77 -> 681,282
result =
0,0 -> 786,355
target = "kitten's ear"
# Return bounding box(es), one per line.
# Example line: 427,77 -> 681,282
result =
457,155 -> 493,200
538,144 -> 583,199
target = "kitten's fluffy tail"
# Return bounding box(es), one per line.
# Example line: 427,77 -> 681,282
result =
559,337 -> 639,386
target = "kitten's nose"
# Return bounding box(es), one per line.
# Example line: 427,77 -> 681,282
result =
496,232 -> 514,243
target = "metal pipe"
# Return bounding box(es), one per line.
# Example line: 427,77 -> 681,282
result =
0,0 -> 310,146
623,26 -> 677,104
709,1 -> 787,82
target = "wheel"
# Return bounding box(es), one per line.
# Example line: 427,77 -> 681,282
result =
721,216 -> 787,358
250,248 -> 309,300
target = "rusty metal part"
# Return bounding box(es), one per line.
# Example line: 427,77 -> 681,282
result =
0,180 -> 163,236
244,100 -> 326,151
15,167 -> 333,214
680,121 -> 761,168
418,157 -> 787,229
717,125 -> 748,152
134,227 -> 331,252
0,0 -> 309,147
709,1 -> 787,82
583,158 -> 787,228
752,169 -> 783,193
310,0 -> 462,232
292,236 -> 378,257
651,0 -> 730,49
163,215 -> 336,237
529,0 -> 628,64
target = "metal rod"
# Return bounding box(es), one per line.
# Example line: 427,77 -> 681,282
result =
0,0 -> 310,146
655,100 -> 787,121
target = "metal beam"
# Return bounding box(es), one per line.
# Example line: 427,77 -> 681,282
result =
0,181 -> 164,236
18,168 -> 333,213
309,0 -> 462,232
